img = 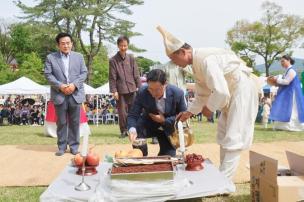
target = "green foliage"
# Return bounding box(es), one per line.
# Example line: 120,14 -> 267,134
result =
90,46 -> 109,88
136,56 -> 160,74
0,68 -> 18,85
17,52 -> 47,84
10,24 -> 32,53
0,53 -> 17,85
10,23 -> 57,64
0,20 -> 14,64
226,1 -> 304,76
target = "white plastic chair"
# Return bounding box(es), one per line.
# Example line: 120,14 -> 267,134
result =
105,113 -> 115,124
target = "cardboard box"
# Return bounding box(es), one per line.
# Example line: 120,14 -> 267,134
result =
250,150 -> 304,202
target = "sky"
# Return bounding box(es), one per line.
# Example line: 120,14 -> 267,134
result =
1,0 -> 304,64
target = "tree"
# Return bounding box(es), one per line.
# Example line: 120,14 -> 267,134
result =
136,56 -> 160,74
17,52 -> 47,84
16,0 -> 145,84
90,45 -> 109,88
226,1 -> 304,76
10,23 -> 58,64
0,20 -> 14,64
0,53 -> 16,85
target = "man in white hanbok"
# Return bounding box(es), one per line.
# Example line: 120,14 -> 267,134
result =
156,26 -> 259,180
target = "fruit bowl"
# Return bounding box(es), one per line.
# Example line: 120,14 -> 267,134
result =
71,152 -> 100,176
75,164 -> 98,176
185,153 -> 204,171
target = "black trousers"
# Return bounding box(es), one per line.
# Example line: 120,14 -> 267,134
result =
133,117 -> 176,157
54,96 -> 80,152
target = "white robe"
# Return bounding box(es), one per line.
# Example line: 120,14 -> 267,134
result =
188,48 -> 259,151
187,48 -> 259,179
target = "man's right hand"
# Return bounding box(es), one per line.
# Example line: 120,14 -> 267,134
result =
59,84 -> 69,95
176,111 -> 193,122
128,131 -> 137,143
113,92 -> 119,101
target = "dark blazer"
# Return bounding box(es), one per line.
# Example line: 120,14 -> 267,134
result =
109,52 -> 141,94
127,84 -> 187,136
44,51 -> 88,105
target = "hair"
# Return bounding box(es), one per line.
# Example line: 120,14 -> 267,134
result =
55,33 -> 73,44
172,43 -> 192,55
147,69 -> 167,85
281,55 -> 295,65
117,35 -> 129,45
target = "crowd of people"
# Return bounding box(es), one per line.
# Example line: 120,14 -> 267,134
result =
0,95 -> 45,126
84,94 -> 118,124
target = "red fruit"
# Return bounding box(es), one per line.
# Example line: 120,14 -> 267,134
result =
86,151 -> 100,166
74,154 -> 84,166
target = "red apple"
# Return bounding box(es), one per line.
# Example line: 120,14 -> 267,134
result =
74,154 -> 84,166
86,151 -> 100,166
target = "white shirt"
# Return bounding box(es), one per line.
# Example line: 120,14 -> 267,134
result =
156,89 -> 166,114
276,66 -> 296,85
129,89 -> 166,134
60,52 -> 70,82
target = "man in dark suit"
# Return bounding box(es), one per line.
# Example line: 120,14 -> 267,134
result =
127,69 -> 186,156
109,35 -> 141,138
44,33 -> 88,156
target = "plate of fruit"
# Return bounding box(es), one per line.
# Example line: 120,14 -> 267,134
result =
72,149 -> 100,176
185,153 -> 204,171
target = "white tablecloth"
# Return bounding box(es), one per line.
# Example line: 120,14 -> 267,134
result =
40,160 -> 235,202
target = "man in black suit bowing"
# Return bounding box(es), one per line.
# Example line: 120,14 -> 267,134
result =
127,69 -> 186,156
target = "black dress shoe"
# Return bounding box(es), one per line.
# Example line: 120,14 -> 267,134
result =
70,150 -> 79,155
119,131 -> 128,138
55,150 -> 65,156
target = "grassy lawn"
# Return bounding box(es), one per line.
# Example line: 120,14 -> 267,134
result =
0,186 -> 46,202
0,121 -> 303,202
0,120 -> 303,145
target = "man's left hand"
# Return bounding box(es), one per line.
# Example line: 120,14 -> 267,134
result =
149,113 -> 165,124
65,83 -> 76,95
202,106 -> 213,118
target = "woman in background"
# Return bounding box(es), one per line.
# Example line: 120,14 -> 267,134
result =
268,55 -> 304,131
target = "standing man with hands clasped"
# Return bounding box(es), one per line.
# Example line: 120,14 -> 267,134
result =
109,35 -> 141,138
44,33 -> 88,156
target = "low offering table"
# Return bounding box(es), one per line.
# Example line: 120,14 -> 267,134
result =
40,158 -> 235,202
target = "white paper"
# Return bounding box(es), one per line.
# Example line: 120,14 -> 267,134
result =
178,121 -> 185,152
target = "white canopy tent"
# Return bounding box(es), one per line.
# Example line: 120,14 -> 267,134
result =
0,77 -> 49,95
83,83 -> 99,95
95,82 -> 110,95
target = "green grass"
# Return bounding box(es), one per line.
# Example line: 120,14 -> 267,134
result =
0,121 -> 303,145
0,183 -> 249,202
0,186 -> 46,202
